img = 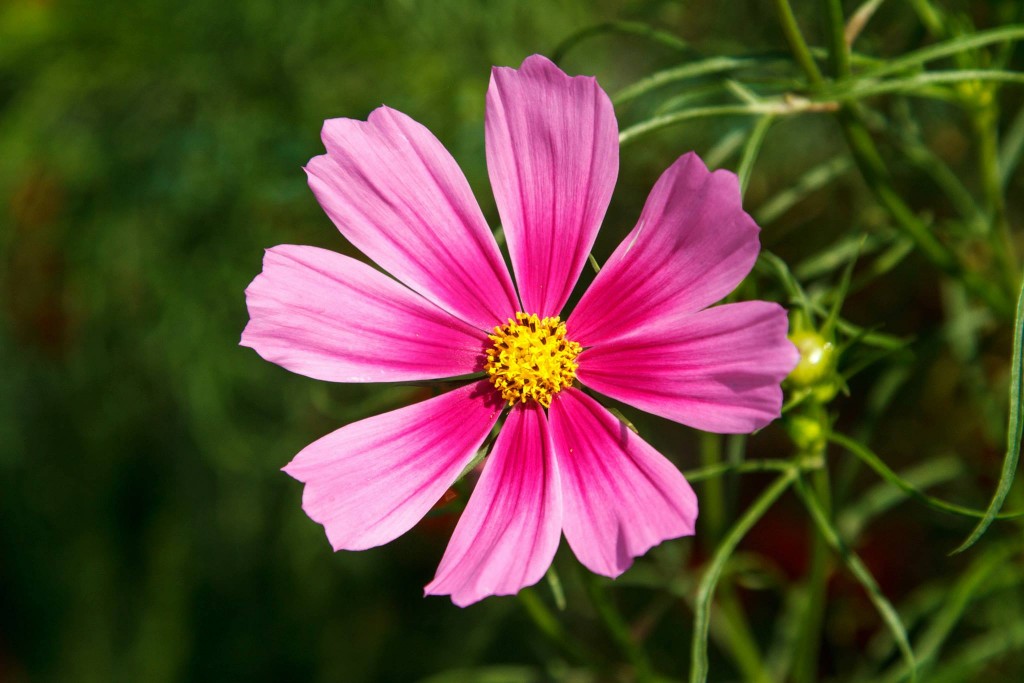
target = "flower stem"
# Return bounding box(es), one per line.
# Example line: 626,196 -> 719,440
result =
793,462 -> 832,683
699,433 -> 726,541
822,0 -> 850,78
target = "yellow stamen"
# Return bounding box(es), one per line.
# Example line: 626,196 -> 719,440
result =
485,312 -> 582,408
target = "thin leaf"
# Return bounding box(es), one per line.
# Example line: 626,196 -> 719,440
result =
845,0 -> 887,46
821,239 -> 862,339
683,457 -> 820,483
829,432 -> 1024,521
703,126 -> 749,170
737,116 -> 775,197
545,565 -> 567,612
613,56 -> 765,105
756,251 -> 814,322
551,20 -> 690,63
879,545 -> 1014,683
795,231 -> 889,281
924,622 -> 1024,683
755,156 -> 853,225
794,476 -> 918,681
999,102 -> 1024,188
805,301 -> 910,350
862,25 -> 1024,78
837,456 -> 963,541
690,470 -> 796,683
619,99 -> 835,146
953,275 -> 1024,552
826,69 -> 1024,102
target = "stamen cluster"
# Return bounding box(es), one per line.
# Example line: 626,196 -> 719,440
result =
485,312 -> 582,407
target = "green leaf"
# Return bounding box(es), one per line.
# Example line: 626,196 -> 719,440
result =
999,103 -> 1024,189
690,470 -> 796,683
826,69 -> 1024,102
754,155 -> 853,225
952,275 -> 1024,552
821,239 -> 861,339
545,565 -> 566,611
878,545 -> 1014,683
755,251 -> 814,323
862,25 -> 1024,79
829,432 -> 1024,521
924,623 -> 1024,683
551,20 -> 691,63
684,457 -> 821,483
704,126 -> 750,170
794,476 -> 918,681
619,99 -> 832,146
837,456 -> 963,541
613,56 -> 766,105
737,116 -> 775,197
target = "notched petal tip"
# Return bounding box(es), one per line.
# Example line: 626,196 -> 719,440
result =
550,389 -> 698,578
424,403 -> 562,607
486,52 -> 619,316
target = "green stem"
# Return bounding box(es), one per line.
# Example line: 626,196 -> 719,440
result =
823,0 -> 851,77
772,0 -> 824,85
793,462 -> 832,683
699,433 -> 726,541
690,470 -> 798,683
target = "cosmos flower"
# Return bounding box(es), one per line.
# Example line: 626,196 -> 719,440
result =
242,55 -> 798,606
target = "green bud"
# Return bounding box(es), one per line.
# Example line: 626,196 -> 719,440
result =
785,414 -> 826,452
788,331 -> 837,388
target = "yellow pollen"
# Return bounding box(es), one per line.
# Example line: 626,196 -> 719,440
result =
485,312 -> 582,408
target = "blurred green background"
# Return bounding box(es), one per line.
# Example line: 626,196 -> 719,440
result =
3,0 -> 1023,681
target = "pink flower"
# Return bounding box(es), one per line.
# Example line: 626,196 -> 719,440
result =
242,55 -> 799,607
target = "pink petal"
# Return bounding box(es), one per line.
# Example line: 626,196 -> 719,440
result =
548,388 -> 698,578
241,245 -> 489,382
306,106 -> 519,330
283,381 -> 503,551
577,302 -> 799,433
567,153 -> 760,346
425,402 -> 562,607
486,55 -> 619,317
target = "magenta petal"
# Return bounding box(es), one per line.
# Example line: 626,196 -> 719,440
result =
425,403 -> 562,607
283,381 -> 502,551
241,245 -> 488,382
306,106 -> 519,330
568,153 -> 759,346
577,302 -> 799,433
549,389 -> 698,578
486,55 -> 619,317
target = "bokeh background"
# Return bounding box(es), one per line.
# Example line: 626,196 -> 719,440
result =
3,1 -> 1023,681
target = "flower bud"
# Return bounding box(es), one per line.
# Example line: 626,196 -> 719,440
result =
787,330 -> 837,388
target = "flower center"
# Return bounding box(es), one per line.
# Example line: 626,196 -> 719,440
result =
485,312 -> 582,408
